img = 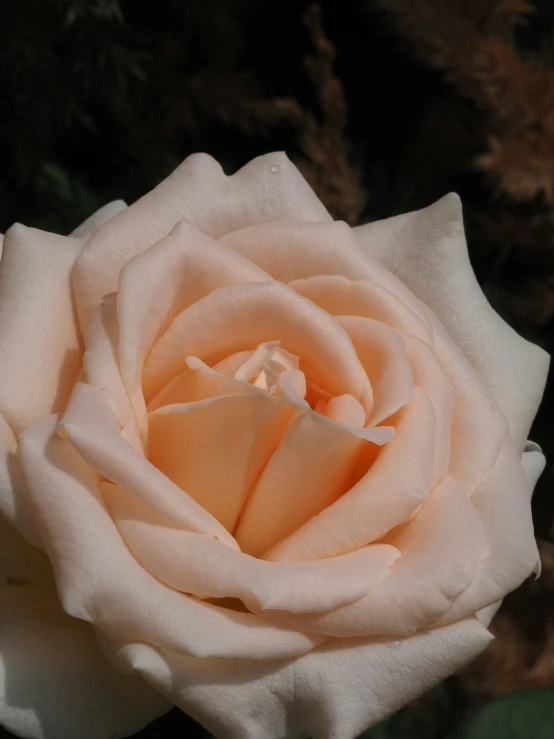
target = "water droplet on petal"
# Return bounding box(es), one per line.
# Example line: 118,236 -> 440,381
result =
270,164 -> 281,173
390,640 -> 401,649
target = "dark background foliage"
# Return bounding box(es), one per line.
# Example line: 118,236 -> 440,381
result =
2,0 -> 554,737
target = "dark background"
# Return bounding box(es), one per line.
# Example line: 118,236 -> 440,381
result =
2,1 -> 554,737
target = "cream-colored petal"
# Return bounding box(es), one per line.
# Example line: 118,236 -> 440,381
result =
142,281 -> 372,409
70,200 -> 127,240
102,481 -> 399,615
84,296 -> 140,449
0,225 -> 82,435
266,388 -> 436,563
0,415 -> 42,549
17,415 -> 323,660
355,194 -> 549,450
73,152 -> 329,328
111,617 -> 492,739
430,316 -> 509,495
436,438 -> 540,624
0,517 -> 169,739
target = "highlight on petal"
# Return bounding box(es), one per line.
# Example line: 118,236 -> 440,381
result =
0,225 -> 83,435
355,194 -> 549,450
114,617 -> 492,739
18,415 -> 323,660
0,517 -> 169,739
73,152 -> 330,329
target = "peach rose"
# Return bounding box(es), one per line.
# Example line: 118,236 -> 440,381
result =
0,153 -> 548,739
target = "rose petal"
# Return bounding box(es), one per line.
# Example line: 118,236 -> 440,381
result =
266,476 -> 487,637
0,414 -> 42,549
337,315 -> 414,425
221,220 -> 375,283
18,415 -> 323,660
521,442 -> 546,491
73,153 -> 329,329
0,517 -> 169,739
0,225 -> 82,434
142,281 -> 372,410
435,438 -> 540,624
148,392 -> 291,533
117,220 -> 269,431
355,194 -> 549,450
101,481 -> 399,614
109,617 -> 492,739
70,200 -> 127,240
60,382 -> 236,547
266,388 -> 436,562
430,317 -> 509,495
404,334 -> 455,485
290,275 -> 432,343
83,295 -> 140,450
234,405 -> 390,558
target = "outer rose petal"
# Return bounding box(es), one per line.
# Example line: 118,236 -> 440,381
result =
355,194 -> 549,450
0,518 -> 170,739
73,152 -> 330,329
108,618 -> 493,739
0,414 -> 42,549
70,200 -> 127,240
0,226 -> 83,435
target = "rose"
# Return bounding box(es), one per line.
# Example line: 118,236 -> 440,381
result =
0,153 -> 548,739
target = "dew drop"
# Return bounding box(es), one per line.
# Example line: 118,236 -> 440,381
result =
270,164 -> 281,173
390,640 -> 401,649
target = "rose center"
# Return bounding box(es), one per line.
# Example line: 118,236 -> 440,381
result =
213,341 -> 366,428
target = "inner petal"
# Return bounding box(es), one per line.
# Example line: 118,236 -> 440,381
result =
142,281 -> 373,413
148,392 -> 292,533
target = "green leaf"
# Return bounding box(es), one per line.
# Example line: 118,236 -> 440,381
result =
450,689 -> 554,739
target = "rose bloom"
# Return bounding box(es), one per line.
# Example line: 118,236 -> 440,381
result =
0,153 -> 548,739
